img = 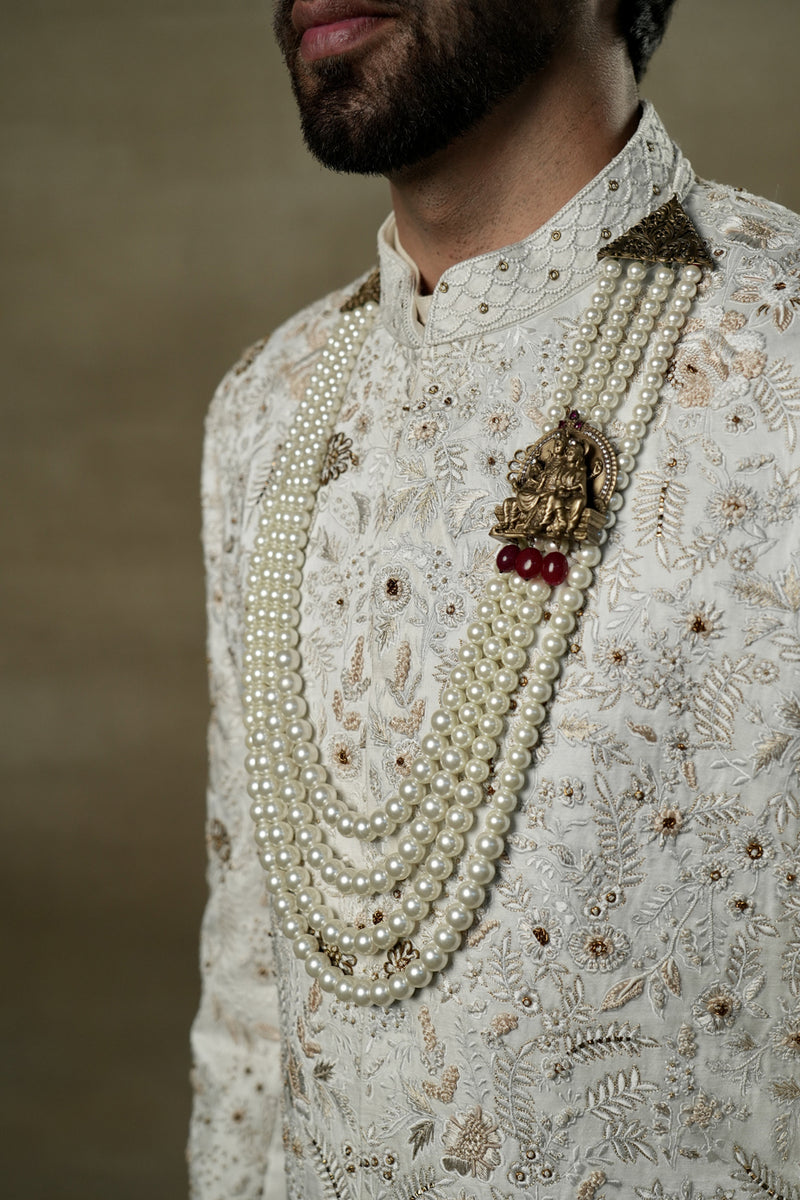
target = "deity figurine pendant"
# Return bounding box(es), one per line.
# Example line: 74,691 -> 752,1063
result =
491,411 -> 618,547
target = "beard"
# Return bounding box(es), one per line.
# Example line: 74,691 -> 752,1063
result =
273,0 -> 574,175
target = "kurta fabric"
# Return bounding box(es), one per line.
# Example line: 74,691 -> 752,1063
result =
189,104 -> 800,1200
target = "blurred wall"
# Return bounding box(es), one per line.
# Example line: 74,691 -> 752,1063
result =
1,2 -> 798,1196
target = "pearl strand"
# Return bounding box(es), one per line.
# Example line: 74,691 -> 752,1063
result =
242,258 -> 701,1005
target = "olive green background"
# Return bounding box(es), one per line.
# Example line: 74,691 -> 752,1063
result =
2,1 -> 798,1196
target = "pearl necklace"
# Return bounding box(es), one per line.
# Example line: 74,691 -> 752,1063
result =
242,249 -> 703,1007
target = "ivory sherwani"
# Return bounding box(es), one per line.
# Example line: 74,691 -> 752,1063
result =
189,105 -> 800,1200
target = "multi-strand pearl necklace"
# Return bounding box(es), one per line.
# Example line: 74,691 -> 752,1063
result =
242,248 -> 703,1007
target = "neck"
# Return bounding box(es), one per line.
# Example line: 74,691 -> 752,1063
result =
389,35 -> 639,292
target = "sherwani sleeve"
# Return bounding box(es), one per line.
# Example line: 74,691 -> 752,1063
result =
188,386 -> 286,1200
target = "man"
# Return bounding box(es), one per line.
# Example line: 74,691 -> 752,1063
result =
189,2 -> 800,1197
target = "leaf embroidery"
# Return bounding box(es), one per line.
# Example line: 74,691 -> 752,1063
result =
752,357 -> 800,451
600,976 -> 645,1012
694,654 -> 754,748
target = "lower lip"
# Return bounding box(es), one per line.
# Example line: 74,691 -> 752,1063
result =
300,16 -> 390,62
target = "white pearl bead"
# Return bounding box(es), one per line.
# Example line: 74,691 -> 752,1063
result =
414,873 -> 441,901
511,722 -> 539,748
406,961 -> 432,988
441,685 -> 465,711
433,925 -> 461,953
336,978 -> 355,1004
352,871 -> 371,895
483,636 -> 505,660
402,895 -> 429,921
369,810 -> 390,838
353,982 -> 372,1007
293,934 -> 317,960
470,735 -> 496,761
305,952 -> 327,979
317,960 -> 344,996
370,980 -> 392,1007
398,836 -> 425,864
494,668 -> 519,692
420,732 -> 445,758
466,856 -> 495,885
389,974 -> 413,1000
476,832 -> 503,859
444,904 -> 473,932
491,788 -> 518,814
338,927 -> 357,954
478,712 -> 503,737
501,645 -> 527,670
427,853 -> 454,881
498,766 -> 525,791
458,642 -> 480,666
431,708 -> 454,734
527,678 -> 553,702
282,914 -> 306,939
446,806 -> 474,835
534,657 -> 559,681
507,746 -> 532,772
386,854 -> 411,880
420,795 -> 447,821
456,781 -> 484,809
412,757 -> 434,783
430,770 -> 456,799
398,777 -> 421,802
421,944 -> 446,972
388,911 -> 413,936
410,817 -> 436,844
491,612 -> 512,637
373,924 -> 393,950
541,631 -> 567,657
355,929 -> 374,954
456,881 -> 485,909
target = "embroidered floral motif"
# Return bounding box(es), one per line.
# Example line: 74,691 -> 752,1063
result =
320,431 -> 357,485
692,983 -> 741,1034
441,1106 -> 503,1180
771,1012 -> 800,1061
568,924 -> 631,972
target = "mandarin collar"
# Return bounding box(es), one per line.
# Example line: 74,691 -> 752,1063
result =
376,102 -> 695,349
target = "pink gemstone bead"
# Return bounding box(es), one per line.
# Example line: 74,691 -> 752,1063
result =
496,544 -> 519,573
541,552 -> 569,585
515,548 -> 543,580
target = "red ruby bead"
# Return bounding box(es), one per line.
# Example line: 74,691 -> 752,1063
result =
496,544 -> 519,573
541,551 -> 569,586
515,547 -> 543,580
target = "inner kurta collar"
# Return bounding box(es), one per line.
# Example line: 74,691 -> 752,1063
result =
377,102 -> 695,349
